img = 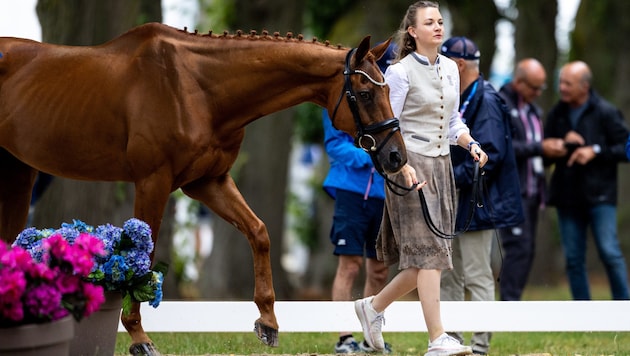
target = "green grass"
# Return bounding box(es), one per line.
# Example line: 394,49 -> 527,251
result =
115,331 -> 630,355
114,283 -> 629,355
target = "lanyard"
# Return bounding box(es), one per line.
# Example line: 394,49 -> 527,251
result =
364,167 -> 374,201
459,80 -> 479,122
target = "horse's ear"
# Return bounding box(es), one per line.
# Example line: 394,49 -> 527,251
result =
371,37 -> 392,62
353,35 -> 372,66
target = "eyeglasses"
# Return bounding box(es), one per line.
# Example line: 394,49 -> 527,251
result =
523,78 -> 547,92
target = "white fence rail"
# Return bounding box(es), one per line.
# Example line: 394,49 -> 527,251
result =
118,301 -> 630,333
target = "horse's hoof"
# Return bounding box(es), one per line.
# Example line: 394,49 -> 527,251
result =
129,342 -> 162,356
254,320 -> 279,347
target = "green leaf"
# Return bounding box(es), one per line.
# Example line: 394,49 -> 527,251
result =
121,293 -> 133,316
153,261 -> 169,276
132,284 -> 154,302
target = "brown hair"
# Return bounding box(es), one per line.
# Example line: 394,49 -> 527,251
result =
394,1 -> 440,60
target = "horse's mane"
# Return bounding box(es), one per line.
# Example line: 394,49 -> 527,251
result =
125,22 -> 348,52
178,26 -> 346,50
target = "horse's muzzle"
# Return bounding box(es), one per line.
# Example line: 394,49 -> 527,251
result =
380,149 -> 406,174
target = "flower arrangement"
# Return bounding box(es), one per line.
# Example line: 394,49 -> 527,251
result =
12,218 -> 167,316
0,233 -> 105,327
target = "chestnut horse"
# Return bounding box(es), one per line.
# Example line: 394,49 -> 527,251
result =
0,23 -> 406,355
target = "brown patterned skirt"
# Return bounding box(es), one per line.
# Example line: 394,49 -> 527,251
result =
377,152 -> 455,270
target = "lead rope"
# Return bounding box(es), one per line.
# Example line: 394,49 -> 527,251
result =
379,160 -> 484,239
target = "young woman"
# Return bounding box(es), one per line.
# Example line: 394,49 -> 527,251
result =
354,2 -> 487,355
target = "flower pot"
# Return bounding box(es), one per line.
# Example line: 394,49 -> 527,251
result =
70,291 -> 123,356
0,315 -> 74,356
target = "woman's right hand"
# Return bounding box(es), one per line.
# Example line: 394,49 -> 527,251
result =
400,164 -> 427,191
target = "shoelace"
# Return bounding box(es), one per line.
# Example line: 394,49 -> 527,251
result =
429,334 -> 460,347
371,313 -> 385,330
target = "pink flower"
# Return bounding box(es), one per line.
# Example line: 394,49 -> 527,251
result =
24,284 -> 63,321
83,283 -> 106,316
0,233 -> 106,326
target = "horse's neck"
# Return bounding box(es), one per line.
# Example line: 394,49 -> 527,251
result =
169,32 -> 347,115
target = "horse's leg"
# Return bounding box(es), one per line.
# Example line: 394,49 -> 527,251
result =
0,150 -> 37,242
122,175 -> 172,356
182,174 -> 279,346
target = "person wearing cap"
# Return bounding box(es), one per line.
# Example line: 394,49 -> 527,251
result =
322,42 -> 396,354
497,59 -> 565,302
545,61 -> 630,301
439,36 -> 523,356
353,2 -> 488,356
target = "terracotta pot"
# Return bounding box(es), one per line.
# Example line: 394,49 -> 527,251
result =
70,291 -> 123,356
0,315 -> 74,356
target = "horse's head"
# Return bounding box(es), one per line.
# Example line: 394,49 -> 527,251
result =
329,36 -> 407,175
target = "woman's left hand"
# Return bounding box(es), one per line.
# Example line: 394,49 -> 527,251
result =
469,143 -> 488,168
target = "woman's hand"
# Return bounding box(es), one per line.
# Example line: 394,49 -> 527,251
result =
469,142 -> 488,168
400,164 -> 427,191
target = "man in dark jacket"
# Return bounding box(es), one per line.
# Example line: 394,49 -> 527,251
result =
439,36 -> 523,356
545,60 -> 630,300
497,59 -> 565,301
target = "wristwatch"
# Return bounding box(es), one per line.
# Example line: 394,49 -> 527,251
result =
592,144 -> 601,154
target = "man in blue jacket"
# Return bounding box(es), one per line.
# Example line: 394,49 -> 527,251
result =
545,61 -> 629,300
439,36 -> 524,356
323,43 -> 396,354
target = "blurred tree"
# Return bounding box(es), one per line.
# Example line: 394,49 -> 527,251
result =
571,0 -> 630,112
444,0 -> 500,80
514,0 -> 558,112
33,0 -> 180,298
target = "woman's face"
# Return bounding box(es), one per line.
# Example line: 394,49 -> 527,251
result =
407,7 -> 444,51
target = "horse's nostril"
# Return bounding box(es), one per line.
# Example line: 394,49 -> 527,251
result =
390,151 -> 402,165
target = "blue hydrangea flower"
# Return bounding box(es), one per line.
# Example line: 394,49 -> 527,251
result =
53,226 -> 80,243
124,249 -> 151,277
103,254 -> 129,283
94,223 -> 122,262
148,271 -> 164,308
123,218 -> 154,254
61,219 -> 94,233
14,227 -> 42,249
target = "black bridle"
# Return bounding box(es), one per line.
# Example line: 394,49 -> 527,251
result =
330,48 -> 401,174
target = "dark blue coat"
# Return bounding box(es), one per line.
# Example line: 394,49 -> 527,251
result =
451,76 -> 524,231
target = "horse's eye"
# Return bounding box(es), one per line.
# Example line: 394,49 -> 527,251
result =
359,91 -> 372,101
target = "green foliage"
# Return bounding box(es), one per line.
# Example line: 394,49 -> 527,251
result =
286,191 -> 318,249
294,103 -> 324,144
304,0 -> 356,38
198,0 -> 234,32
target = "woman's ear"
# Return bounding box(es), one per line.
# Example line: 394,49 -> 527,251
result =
407,26 -> 416,38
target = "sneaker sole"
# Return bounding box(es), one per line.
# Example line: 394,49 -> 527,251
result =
424,349 -> 473,356
354,300 -> 384,351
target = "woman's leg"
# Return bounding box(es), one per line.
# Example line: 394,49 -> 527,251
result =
417,269 -> 444,341
371,268 -> 418,312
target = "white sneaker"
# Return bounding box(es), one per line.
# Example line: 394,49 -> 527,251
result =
424,333 -> 473,356
354,296 -> 385,350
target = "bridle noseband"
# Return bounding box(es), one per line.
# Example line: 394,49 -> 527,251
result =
330,48 -> 400,173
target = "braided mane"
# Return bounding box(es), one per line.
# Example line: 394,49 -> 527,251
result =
178,26 -> 345,50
